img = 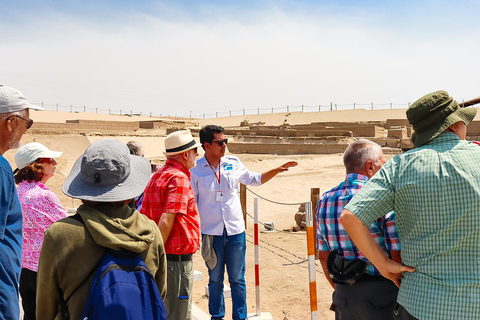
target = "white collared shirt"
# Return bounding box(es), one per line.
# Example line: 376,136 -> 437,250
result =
190,155 -> 262,236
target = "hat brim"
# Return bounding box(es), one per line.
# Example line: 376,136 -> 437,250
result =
62,154 -> 151,202
412,107 -> 477,147
163,141 -> 202,156
27,104 -> 45,111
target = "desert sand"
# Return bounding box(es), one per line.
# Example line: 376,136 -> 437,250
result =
7,107 -> 474,320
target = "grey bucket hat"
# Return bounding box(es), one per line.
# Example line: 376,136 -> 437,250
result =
62,139 -> 151,202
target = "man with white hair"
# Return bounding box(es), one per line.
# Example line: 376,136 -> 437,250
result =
0,85 -> 43,319
141,130 -> 201,320
316,139 -> 401,320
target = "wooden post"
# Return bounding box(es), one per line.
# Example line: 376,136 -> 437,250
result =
84,106 -> 86,112
56,103 -> 58,111
311,188 -> 320,259
240,183 -> 247,228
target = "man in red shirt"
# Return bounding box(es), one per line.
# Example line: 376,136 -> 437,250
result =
141,130 -> 201,320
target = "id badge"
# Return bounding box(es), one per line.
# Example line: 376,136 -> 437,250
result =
216,191 -> 224,202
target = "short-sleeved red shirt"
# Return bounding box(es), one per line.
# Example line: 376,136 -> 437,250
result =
141,159 -> 200,255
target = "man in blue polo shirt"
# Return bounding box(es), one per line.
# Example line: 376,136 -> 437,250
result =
0,85 -> 43,319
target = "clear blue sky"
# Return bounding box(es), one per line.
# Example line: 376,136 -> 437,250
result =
1,0 -> 479,117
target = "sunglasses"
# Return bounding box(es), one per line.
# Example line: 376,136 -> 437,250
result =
7,115 -> 34,129
211,138 -> 228,147
37,158 -> 55,164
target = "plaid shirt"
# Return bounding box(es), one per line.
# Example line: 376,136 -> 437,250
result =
141,159 -> 200,255
316,173 -> 400,276
346,132 -> 480,320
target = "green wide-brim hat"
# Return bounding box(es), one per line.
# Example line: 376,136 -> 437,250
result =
407,90 -> 477,148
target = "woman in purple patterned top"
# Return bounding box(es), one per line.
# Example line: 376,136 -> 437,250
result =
14,142 -> 67,320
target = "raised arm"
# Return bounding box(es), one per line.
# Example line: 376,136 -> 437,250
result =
261,161 -> 298,184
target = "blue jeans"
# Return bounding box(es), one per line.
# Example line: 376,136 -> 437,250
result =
207,230 -> 246,320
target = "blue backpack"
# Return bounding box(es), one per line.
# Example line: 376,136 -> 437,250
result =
81,251 -> 167,320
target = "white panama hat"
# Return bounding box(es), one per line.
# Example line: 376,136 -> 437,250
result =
163,130 -> 201,156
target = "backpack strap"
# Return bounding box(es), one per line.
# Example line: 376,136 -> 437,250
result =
59,213 -> 103,319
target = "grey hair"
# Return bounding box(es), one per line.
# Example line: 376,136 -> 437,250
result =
0,109 -> 27,121
343,139 -> 382,173
126,141 -> 144,157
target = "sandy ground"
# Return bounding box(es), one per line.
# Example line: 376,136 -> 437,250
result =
4,107 -> 432,319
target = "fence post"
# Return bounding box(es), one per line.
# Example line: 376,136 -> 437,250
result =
258,108 -> 260,114
353,103 -> 356,110
287,106 -> 289,113
83,106 -> 86,112
41,102 -> 44,109
109,108 -> 111,115
371,102 -> 373,110
216,112 -> 218,118
306,201 -> 318,320
272,108 -> 273,113
318,105 -> 321,112
96,108 -> 98,114
330,102 -> 332,111
335,104 -> 337,111
203,113 -> 205,119
70,105 -> 72,113
302,105 -> 304,113
311,188 -> 320,259
390,103 -> 393,109
150,112 -> 152,117
243,109 -> 245,115
408,102 -> 411,107
56,103 -> 58,111
230,110 -> 232,117
240,184 -> 247,228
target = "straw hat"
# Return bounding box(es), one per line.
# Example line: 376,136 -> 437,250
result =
163,130 -> 201,156
62,139 -> 150,202
407,90 -> 477,147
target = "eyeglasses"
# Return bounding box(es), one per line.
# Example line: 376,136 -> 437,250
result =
6,115 -> 34,129
211,138 -> 228,147
37,158 -> 55,164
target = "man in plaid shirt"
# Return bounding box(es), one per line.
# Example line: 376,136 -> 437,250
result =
341,91 -> 480,320
316,139 -> 401,320
141,130 -> 201,320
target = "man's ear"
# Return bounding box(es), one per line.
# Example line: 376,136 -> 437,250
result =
365,160 -> 374,177
5,118 -> 14,132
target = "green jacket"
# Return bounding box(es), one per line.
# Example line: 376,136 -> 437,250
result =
36,203 -> 167,320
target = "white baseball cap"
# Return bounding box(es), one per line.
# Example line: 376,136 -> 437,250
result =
15,142 -> 62,171
0,85 -> 44,114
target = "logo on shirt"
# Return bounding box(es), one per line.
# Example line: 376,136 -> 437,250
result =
223,163 -> 233,171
